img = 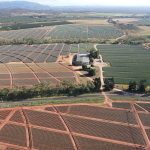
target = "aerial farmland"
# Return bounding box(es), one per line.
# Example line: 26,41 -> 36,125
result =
0,24 -> 124,41
0,1 -> 150,150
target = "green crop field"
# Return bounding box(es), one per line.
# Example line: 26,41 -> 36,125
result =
0,24 -> 124,41
97,44 -> 150,85
47,24 -> 124,40
136,18 -> 150,26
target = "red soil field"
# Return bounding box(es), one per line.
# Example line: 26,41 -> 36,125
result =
0,63 -> 78,89
0,103 -> 149,150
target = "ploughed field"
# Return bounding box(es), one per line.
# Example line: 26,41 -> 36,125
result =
97,44 -> 150,85
0,24 -> 124,40
0,103 -> 148,150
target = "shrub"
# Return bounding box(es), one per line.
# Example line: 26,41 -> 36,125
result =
128,81 -> 137,92
88,68 -> 96,76
93,78 -> 101,92
137,80 -> 147,93
104,78 -> 115,91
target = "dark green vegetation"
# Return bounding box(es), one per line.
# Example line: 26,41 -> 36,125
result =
104,78 -> 115,91
0,16 -> 51,24
0,21 -> 72,30
128,80 -> 147,93
82,64 -> 96,76
89,48 -> 100,59
0,15 -> 66,24
0,80 -> 101,101
97,44 -> 150,85
118,36 -> 150,45
93,78 -> 101,92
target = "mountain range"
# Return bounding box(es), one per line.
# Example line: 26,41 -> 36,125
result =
0,1 -> 51,10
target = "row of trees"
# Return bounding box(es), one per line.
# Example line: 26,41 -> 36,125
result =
0,80 -> 100,101
128,80 -> 147,93
0,38 -> 110,46
0,37 -> 148,46
0,77 -> 115,101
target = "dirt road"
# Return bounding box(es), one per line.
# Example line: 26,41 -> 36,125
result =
94,44 -> 112,107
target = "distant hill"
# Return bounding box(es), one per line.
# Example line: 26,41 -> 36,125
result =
0,1 -> 51,10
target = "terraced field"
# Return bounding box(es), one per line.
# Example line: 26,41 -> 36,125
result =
0,104 -> 148,150
0,24 -> 124,41
97,44 -> 150,85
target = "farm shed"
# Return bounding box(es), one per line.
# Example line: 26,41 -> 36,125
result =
72,53 -> 90,66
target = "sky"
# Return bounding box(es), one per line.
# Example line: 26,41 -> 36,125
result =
0,0 -> 150,6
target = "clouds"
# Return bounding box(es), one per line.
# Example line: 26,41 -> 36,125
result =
0,0 -> 150,6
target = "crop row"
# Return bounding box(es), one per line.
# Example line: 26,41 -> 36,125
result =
0,43 -> 94,63
0,63 -> 76,88
112,102 -> 131,109
0,124 -> 27,147
47,24 -> 124,40
24,109 -> 66,131
56,104 -> 137,125
136,103 -> 150,112
0,24 -> 124,41
97,44 -> 150,85
63,115 -> 145,145
139,113 -> 150,127
32,128 -> 74,150
0,104 -> 147,150
0,27 -> 52,40
75,136 -> 145,150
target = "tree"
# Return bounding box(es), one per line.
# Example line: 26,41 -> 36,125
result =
128,81 -> 137,92
93,78 -> 101,92
0,88 -> 9,101
104,78 -> 115,91
86,81 -> 95,92
137,80 -> 147,93
89,48 -> 99,59
88,68 -> 96,76
23,38 -> 35,45
89,57 -> 94,66
82,64 -> 88,71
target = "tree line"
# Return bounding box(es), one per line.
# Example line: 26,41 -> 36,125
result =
127,80 -> 148,93
0,76 -> 116,102
0,36 -> 149,46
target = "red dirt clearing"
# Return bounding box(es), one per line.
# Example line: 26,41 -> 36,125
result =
0,103 -> 149,150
